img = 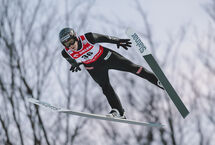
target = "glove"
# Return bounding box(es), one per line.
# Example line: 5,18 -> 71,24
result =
70,62 -> 82,72
116,39 -> 132,50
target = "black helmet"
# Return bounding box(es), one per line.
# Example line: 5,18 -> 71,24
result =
59,28 -> 78,47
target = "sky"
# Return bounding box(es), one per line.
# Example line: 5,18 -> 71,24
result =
88,0 -> 210,42
99,0 -> 209,28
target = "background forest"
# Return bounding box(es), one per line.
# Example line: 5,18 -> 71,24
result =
0,0 -> 214,145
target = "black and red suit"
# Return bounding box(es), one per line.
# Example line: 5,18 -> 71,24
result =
61,32 -> 163,115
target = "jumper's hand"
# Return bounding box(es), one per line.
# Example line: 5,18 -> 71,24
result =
117,39 -> 132,50
70,63 -> 82,72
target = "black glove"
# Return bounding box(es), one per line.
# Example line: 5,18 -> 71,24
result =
70,62 -> 82,72
116,39 -> 132,50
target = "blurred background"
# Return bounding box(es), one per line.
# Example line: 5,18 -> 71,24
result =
0,0 -> 214,144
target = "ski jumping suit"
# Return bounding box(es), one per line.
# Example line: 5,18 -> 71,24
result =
62,32 -> 163,115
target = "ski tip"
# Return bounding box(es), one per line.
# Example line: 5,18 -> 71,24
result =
27,98 -> 61,111
125,27 -> 134,35
27,98 -> 37,103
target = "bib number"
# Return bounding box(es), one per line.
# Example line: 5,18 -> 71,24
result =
81,52 -> 93,59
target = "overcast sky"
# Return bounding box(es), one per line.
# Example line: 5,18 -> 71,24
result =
93,0 -> 210,34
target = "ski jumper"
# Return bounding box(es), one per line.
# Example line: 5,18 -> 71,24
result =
62,32 -> 163,115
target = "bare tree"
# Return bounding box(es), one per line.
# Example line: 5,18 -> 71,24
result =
0,0 -> 55,144
1,0 -> 214,145
0,0 -> 73,144
188,0 -> 215,144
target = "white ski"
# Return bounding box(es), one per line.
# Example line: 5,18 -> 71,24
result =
28,98 -> 164,127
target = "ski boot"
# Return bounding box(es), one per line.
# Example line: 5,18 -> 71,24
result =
157,80 -> 164,90
106,109 -> 126,119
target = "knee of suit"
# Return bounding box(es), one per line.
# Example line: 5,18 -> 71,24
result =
136,66 -> 151,75
136,66 -> 143,74
100,83 -> 113,94
134,66 -> 149,75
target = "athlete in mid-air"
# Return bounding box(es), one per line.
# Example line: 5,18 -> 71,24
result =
59,28 -> 164,119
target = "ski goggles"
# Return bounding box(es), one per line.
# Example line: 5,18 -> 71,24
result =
62,38 -> 76,48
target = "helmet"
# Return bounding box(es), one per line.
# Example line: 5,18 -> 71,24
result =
59,28 -> 78,47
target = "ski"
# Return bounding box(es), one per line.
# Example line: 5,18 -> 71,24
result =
28,98 -> 164,127
126,28 -> 189,118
